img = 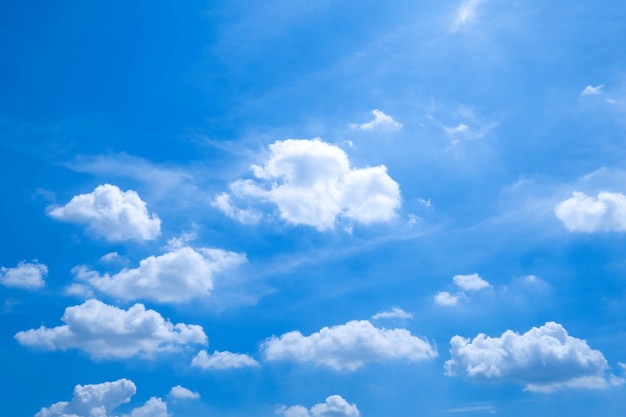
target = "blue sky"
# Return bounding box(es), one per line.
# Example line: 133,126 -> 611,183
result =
2,1 -> 626,416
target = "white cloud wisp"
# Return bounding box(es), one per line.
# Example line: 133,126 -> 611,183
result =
191,349 -> 260,370
0,260 -> 47,290
278,395 -> 360,417
349,109 -> 402,131
555,191 -> 626,232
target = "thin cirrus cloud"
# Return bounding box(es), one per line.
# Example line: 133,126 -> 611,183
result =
0,260 -> 47,290
191,349 -> 260,370
70,246 -> 246,304
349,109 -> 402,131
371,306 -> 414,320
444,322 -> 624,392
47,184 -> 161,242
217,138 -> 401,231
15,299 -> 207,359
581,84 -> 604,96
452,0 -> 486,31
555,191 -> 626,232
34,378 -> 169,417
278,395 -> 360,417
262,319 -> 437,371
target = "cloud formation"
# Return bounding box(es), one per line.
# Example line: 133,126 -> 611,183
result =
349,109 -> 402,131
444,322 -> 624,392
48,184 -> 161,241
212,192 -> 262,224
371,306 -> 413,320
222,139 -> 401,231
191,349 -> 260,370
434,291 -> 462,306
278,395 -> 360,417
453,273 -> 491,291
581,84 -> 603,96
555,191 -> 626,232
263,320 -> 437,371
453,0 -> 485,31
169,385 -> 200,400
15,299 -> 207,359
71,246 -> 246,303
0,260 -> 47,289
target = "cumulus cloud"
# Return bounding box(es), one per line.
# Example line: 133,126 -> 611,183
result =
434,291 -> 462,306
15,299 -> 207,359
48,184 -> 161,241
555,191 -> 626,232
0,260 -> 47,289
122,397 -> 169,417
371,306 -> 414,320
223,139 -> 401,231
444,322 -> 624,392
349,109 -> 402,131
453,273 -> 491,291
263,320 -> 437,371
278,395 -> 360,417
212,192 -> 262,224
191,349 -> 260,370
71,246 -> 246,303
453,0 -> 485,31
169,385 -> 200,400
581,84 -> 603,96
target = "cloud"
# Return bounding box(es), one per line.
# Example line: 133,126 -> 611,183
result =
453,273 -> 491,291
434,291 -> 462,306
169,385 -> 200,400
34,378 -> 169,417
263,320 -> 437,371
453,0 -> 485,31
444,321 -> 624,392
212,192 -> 262,224
371,306 -> 414,320
191,349 -> 260,370
0,260 -> 47,290
223,139 -> 401,231
48,184 -> 161,241
349,109 -> 402,131
555,191 -> 626,232
15,299 -> 207,359
71,246 -> 246,303
443,124 -> 470,135
581,84 -> 604,96
278,395 -> 360,417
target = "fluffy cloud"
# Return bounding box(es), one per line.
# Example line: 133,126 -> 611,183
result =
0,260 -> 47,289
349,109 -> 402,131
169,385 -> 200,400
48,184 -> 161,241
71,246 -> 246,303
212,192 -> 262,224
35,378 -> 168,417
371,307 -> 413,320
444,322 -> 624,392
278,395 -> 360,417
555,191 -> 626,232
263,320 -> 437,371
453,273 -> 491,291
224,139 -> 401,231
434,291 -> 462,306
581,84 -> 603,96
191,349 -> 260,370
15,299 -> 207,359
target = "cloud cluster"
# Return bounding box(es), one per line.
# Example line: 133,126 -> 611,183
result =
278,395 -> 360,417
15,299 -> 207,359
219,139 -> 401,231
48,184 -> 161,241
555,191 -> 626,232
0,260 -> 47,290
434,273 -> 490,307
444,321 -> 623,392
191,349 -> 260,370
71,246 -> 246,303
263,320 -> 437,371
349,109 -> 402,131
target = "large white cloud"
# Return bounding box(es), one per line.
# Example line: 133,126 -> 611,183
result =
263,320 -> 437,371
71,246 -> 246,303
15,299 -> 207,359
48,184 -> 161,241
555,191 -> 626,232
279,395 -> 360,417
445,322 -> 624,392
220,139 -> 401,231
191,349 -> 260,370
0,260 -> 47,289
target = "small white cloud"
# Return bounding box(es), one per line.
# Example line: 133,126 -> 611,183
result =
169,385 -> 200,400
278,395 -> 360,417
581,84 -> 604,96
371,306 -> 414,320
0,261 -> 47,290
350,109 -> 402,131
121,397 -> 169,417
453,273 -> 491,291
15,299 -> 207,359
100,252 -> 125,263
555,191 -> 626,232
434,291 -> 463,306
212,192 -> 262,224
48,184 -> 161,242
444,322 -> 624,392
191,349 -> 260,370
263,320 -> 437,371
453,0 -> 485,31
443,123 -> 470,135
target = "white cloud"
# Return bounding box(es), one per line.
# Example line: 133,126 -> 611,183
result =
48,184 -> 161,241
444,322 -> 624,392
434,291 -> 463,306
212,192 -> 262,224
453,273 -> 491,291
71,246 -> 246,303
15,299 -> 207,359
443,123 -> 470,135
169,385 -> 200,400
555,191 -> 626,232
371,306 -> 414,320
278,395 -> 360,417
453,0 -> 485,31
581,84 -> 603,96
263,319 -> 437,371
191,349 -> 260,370
349,109 -> 402,131
225,139 -> 401,231
34,378 -> 169,417
0,260 -> 47,290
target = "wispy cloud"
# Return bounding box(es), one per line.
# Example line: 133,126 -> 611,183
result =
581,84 -> 604,96
452,0 -> 486,32
350,109 -> 402,131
